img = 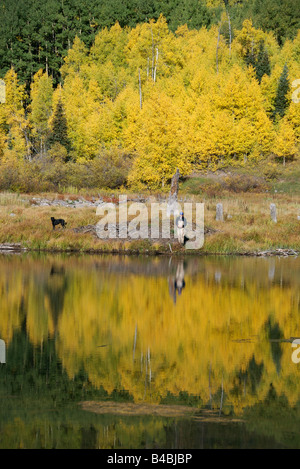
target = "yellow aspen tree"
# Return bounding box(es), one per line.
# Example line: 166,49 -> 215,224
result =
2,68 -> 30,159
273,118 -> 297,165
250,111 -> 275,159
81,78 -> 122,158
234,118 -> 256,163
260,72 -> 277,115
30,69 -> 53,155
117,85 -> 141,150
253,110 -> 275,156
233,19 -> 265,63
127,87 -> 191,189
110,86 -> 137,144
62,75 -> 90,159
90,22 -> 128,68
81,102 -> 119,160
183,95 -> 217,168
125,15 -> 178,84
209,110 -> 235,163
60,36 -> 89,80
286,101 -> 300,142
280,31 -> 300,81
88,61 -> 128,100
215,64 -> 265,120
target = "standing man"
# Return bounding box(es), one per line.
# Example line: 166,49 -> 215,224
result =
176,211 -> 186,245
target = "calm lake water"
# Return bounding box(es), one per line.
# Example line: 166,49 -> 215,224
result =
0,252 -> 300,449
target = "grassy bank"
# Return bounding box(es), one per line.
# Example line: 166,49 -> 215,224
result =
0,186 -> 299,256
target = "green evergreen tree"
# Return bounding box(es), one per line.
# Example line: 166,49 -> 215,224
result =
245,49 -> 257,69
252,0 -> 300,46
273,64 -> 290,120
1,0 -> 299,88
255,41 -> 271,83
48,99 -> 71,153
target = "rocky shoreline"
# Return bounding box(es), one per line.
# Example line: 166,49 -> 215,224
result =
28,194 -> 169,208
0,241 -> 298,258
29,195 -> 104,208
0,243 -> 27,252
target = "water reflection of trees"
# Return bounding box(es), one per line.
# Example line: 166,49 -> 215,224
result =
0,254 -> 300,415
0,326 -> 296,449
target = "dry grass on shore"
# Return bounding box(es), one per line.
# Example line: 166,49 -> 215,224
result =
0,190 -> 299,255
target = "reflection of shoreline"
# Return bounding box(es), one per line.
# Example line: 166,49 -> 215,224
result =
1,253 -> 300,287
0,243 -> 299,257
80,401 -> 243,422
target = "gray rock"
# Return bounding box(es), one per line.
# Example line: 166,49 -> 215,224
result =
270,203 -> 277,223
216,203 -> 223,221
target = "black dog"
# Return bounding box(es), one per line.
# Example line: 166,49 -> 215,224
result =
51,216 -> 67,230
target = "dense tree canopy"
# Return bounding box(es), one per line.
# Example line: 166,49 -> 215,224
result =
0,3 -> 299,189
0,0 -> 299,85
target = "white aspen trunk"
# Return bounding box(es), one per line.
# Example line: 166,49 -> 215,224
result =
153,48 -> 159,83
138,68 -> 142,109
151,26 -> 155,80
227,10 -> 232,55
216,25 -> 221,74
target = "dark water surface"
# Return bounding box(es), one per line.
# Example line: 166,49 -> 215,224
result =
0,252 -> 300,449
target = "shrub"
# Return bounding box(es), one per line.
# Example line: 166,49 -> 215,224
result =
222,174 -> 266,193
0,147 -> 133,193
91,149 -> 132,189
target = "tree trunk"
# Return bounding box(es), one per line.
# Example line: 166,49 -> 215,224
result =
153,48 -> 158,83
138,68 -> 142,109
227,10 -> 232,55
216,25 -> 221,74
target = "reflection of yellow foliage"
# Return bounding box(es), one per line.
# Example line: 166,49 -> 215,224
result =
26,277 -> 55,346
0,263 -> 25,342
1,255 -> 300,415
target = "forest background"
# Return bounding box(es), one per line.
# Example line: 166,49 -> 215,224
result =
0,0 -> 300,193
